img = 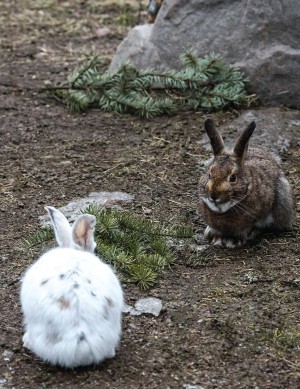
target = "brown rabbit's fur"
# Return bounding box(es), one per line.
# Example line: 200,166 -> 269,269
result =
199,119 -> 294,248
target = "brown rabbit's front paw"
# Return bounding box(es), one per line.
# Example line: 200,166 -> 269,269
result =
204,226 -> 246,248
212,237 -> 243,248
204,225 -> 219,240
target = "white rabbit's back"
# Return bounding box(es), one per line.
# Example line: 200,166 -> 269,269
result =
21,248 -> 123,368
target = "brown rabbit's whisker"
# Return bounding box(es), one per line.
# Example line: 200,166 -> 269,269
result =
232,198 -> 254,212
233,201 -> 254,215
233,203 -> 256,219
231,194 -> 248,203
231,206 -> 242,218
231,197 -> 257,212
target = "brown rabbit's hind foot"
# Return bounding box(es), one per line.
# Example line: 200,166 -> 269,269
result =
254,213 -> 274,229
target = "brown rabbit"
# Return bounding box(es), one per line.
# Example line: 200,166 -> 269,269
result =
198,119 -> 294,248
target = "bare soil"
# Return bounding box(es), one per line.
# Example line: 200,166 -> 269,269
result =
0,2 -> 299,388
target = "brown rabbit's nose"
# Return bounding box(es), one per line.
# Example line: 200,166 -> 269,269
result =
209,192 -> 219,202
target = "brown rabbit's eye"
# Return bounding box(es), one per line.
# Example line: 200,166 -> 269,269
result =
229,174 -> 237,183
208,172 -> 211,179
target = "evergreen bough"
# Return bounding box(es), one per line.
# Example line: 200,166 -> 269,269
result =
24,206 -> 193,290
52,51 -> 248,118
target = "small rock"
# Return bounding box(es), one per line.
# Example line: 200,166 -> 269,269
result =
2,350 -> 14,362
0,378 -> 8,386
142,207 -> 152,215
124,297 -> 163,317
134,297 -> 162,316
122,303 -> 133,314
40,191 -> 134,226
95,27 -> 110,38
190,244 -> 209,252
290,120 -> 300,126
183,385 -> 205,389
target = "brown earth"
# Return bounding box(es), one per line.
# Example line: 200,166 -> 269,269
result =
0,1 -> 299,388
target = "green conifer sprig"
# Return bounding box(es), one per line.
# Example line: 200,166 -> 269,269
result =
128,264 -> 157,290
24,205 -> 193,290
23,226 -> 54,248
85,205 -> 191,289
52,51 -> 249,117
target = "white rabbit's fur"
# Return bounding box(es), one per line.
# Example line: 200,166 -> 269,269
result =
20,206 -> 123,368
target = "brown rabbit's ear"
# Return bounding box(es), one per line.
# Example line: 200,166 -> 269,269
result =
233,121 -> 256,162
204,118 -> 225,156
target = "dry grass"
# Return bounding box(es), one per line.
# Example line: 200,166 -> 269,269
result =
0,0 -> 149,71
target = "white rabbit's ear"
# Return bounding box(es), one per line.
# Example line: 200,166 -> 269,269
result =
72,214 -> 97,252
45,206 -> 73,248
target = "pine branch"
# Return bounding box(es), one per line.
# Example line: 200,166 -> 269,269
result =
128,264 -> 157,290
48,51 -> 250,117
23,226 -> 54,248
68,56 -> 101,87
25,205 -> 193,290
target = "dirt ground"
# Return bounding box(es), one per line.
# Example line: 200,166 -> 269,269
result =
0,1 -> 299,388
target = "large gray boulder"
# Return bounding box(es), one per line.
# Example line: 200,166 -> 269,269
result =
110,0 -> 300,108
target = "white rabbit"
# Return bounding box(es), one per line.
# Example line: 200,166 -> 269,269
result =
20,206 -> 123,368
